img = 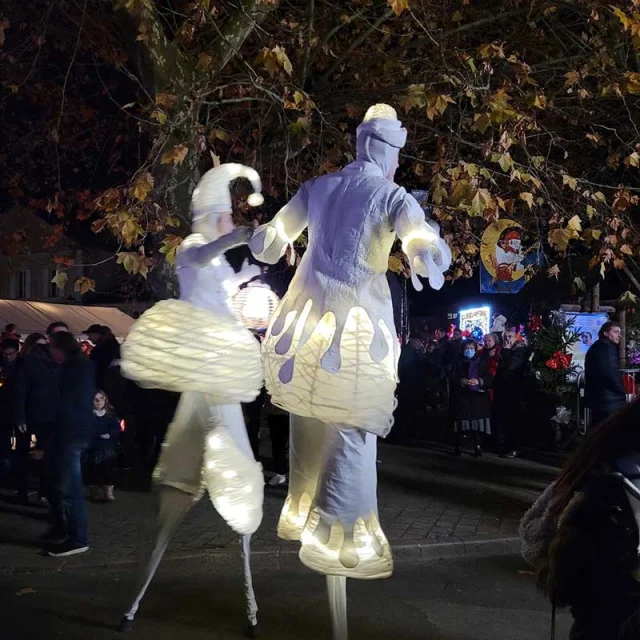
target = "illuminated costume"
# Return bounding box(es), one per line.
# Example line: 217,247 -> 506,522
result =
250,105 -> 451,637
119,164 -> 265,635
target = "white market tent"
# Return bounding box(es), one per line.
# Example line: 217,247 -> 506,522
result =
0,300 -> 134,339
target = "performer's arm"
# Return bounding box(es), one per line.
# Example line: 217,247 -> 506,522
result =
249,185 -> 309,264
391,191 -> 452,291
177,227 -> 251,268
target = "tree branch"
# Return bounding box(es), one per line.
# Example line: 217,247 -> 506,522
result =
208,0 -> 278,76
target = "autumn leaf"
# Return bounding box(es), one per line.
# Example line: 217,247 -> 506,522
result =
497,153 -> 513,173
51,270 -> 68,290
586,205 -> 596,219
547,264 -> 561,279
519,192 -> 535,209
399,84 -> 427,112
426,92 -> 455,121
625,152 -> 640,168
130,172 -> 154,201
388,0 -> 409,16
567,215 -> 582,233
562,174 -> 578,190
74,277 -> 96,295
573,276 -> 586,292
470,189 -> 493,216
619,291 -> 638,305
548,228 -> 575,252
161,144 -> 189,166
15,588 -> 36,596
150,110 -> 168,124
155,93 -> 178,109
159,234 -> 184,265
473,113 -> 491,134
564,71 -> 580,88
117,251 -> 149,278
621,244 -> 634,256
256,45 -> 293,76
198,52 -> 213,71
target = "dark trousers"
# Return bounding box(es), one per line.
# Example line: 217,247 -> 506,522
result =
267,414 -> 289,475
87,456 -> 115,486
495,392 -> 523,452
244,388 -> 266,461
15,422 -> 54,496
51,445 -> 88,546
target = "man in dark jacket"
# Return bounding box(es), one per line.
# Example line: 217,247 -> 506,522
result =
585,321 -> 625,425
13,340 -> 60,505
84,324 -> 120,390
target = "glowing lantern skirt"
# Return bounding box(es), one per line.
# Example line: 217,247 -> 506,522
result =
231,281 -> 280,331
121,298 -> 262,403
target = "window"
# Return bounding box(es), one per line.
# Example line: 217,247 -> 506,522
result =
11,269 -> 31,299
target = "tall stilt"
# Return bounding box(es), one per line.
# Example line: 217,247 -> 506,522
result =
326,575 -> 348,640
240,534 -> 259,637
119,487 -> 194,631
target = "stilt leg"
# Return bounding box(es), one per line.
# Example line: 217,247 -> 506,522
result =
119,487 -> 194,630
326,575 -> 348,640
240,534 -> 259,637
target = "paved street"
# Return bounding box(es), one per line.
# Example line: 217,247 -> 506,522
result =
0,553 -> 571,639
0,443 -> 557,572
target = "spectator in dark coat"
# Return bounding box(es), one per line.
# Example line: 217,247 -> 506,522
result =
585,321 -> 625,426
84,324 -> 120,390
0,338 -> 20,477
45,332 -> 96,557
493,329 -> 529,458
13,333 -> 59,506
450,339 -> 493,457
393,337 -> 427,440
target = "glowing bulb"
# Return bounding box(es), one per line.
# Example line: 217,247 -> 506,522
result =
208,435 -> 222,450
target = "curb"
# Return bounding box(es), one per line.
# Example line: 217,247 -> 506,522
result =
2,536 -> 520,575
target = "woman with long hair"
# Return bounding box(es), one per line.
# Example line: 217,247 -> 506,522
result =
521,400 -> 640,639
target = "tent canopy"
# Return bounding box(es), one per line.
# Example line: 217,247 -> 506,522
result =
0,300 -> 134,339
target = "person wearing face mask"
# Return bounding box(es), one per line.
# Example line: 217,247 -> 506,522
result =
13,332 -> 58,506
450,339 -> 493,457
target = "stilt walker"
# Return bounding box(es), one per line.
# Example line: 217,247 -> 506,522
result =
118,164 -> 266,636
250,104 -> 452,639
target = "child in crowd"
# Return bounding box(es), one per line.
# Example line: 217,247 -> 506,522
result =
86,391 -> 120,501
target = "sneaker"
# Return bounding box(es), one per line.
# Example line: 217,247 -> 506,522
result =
105,486 -> 115,502
36,495 -> 50,509
268,474 -> 287,487
46,540 -> 89,557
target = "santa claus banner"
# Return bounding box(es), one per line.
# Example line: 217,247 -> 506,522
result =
479,219 -> 541,294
